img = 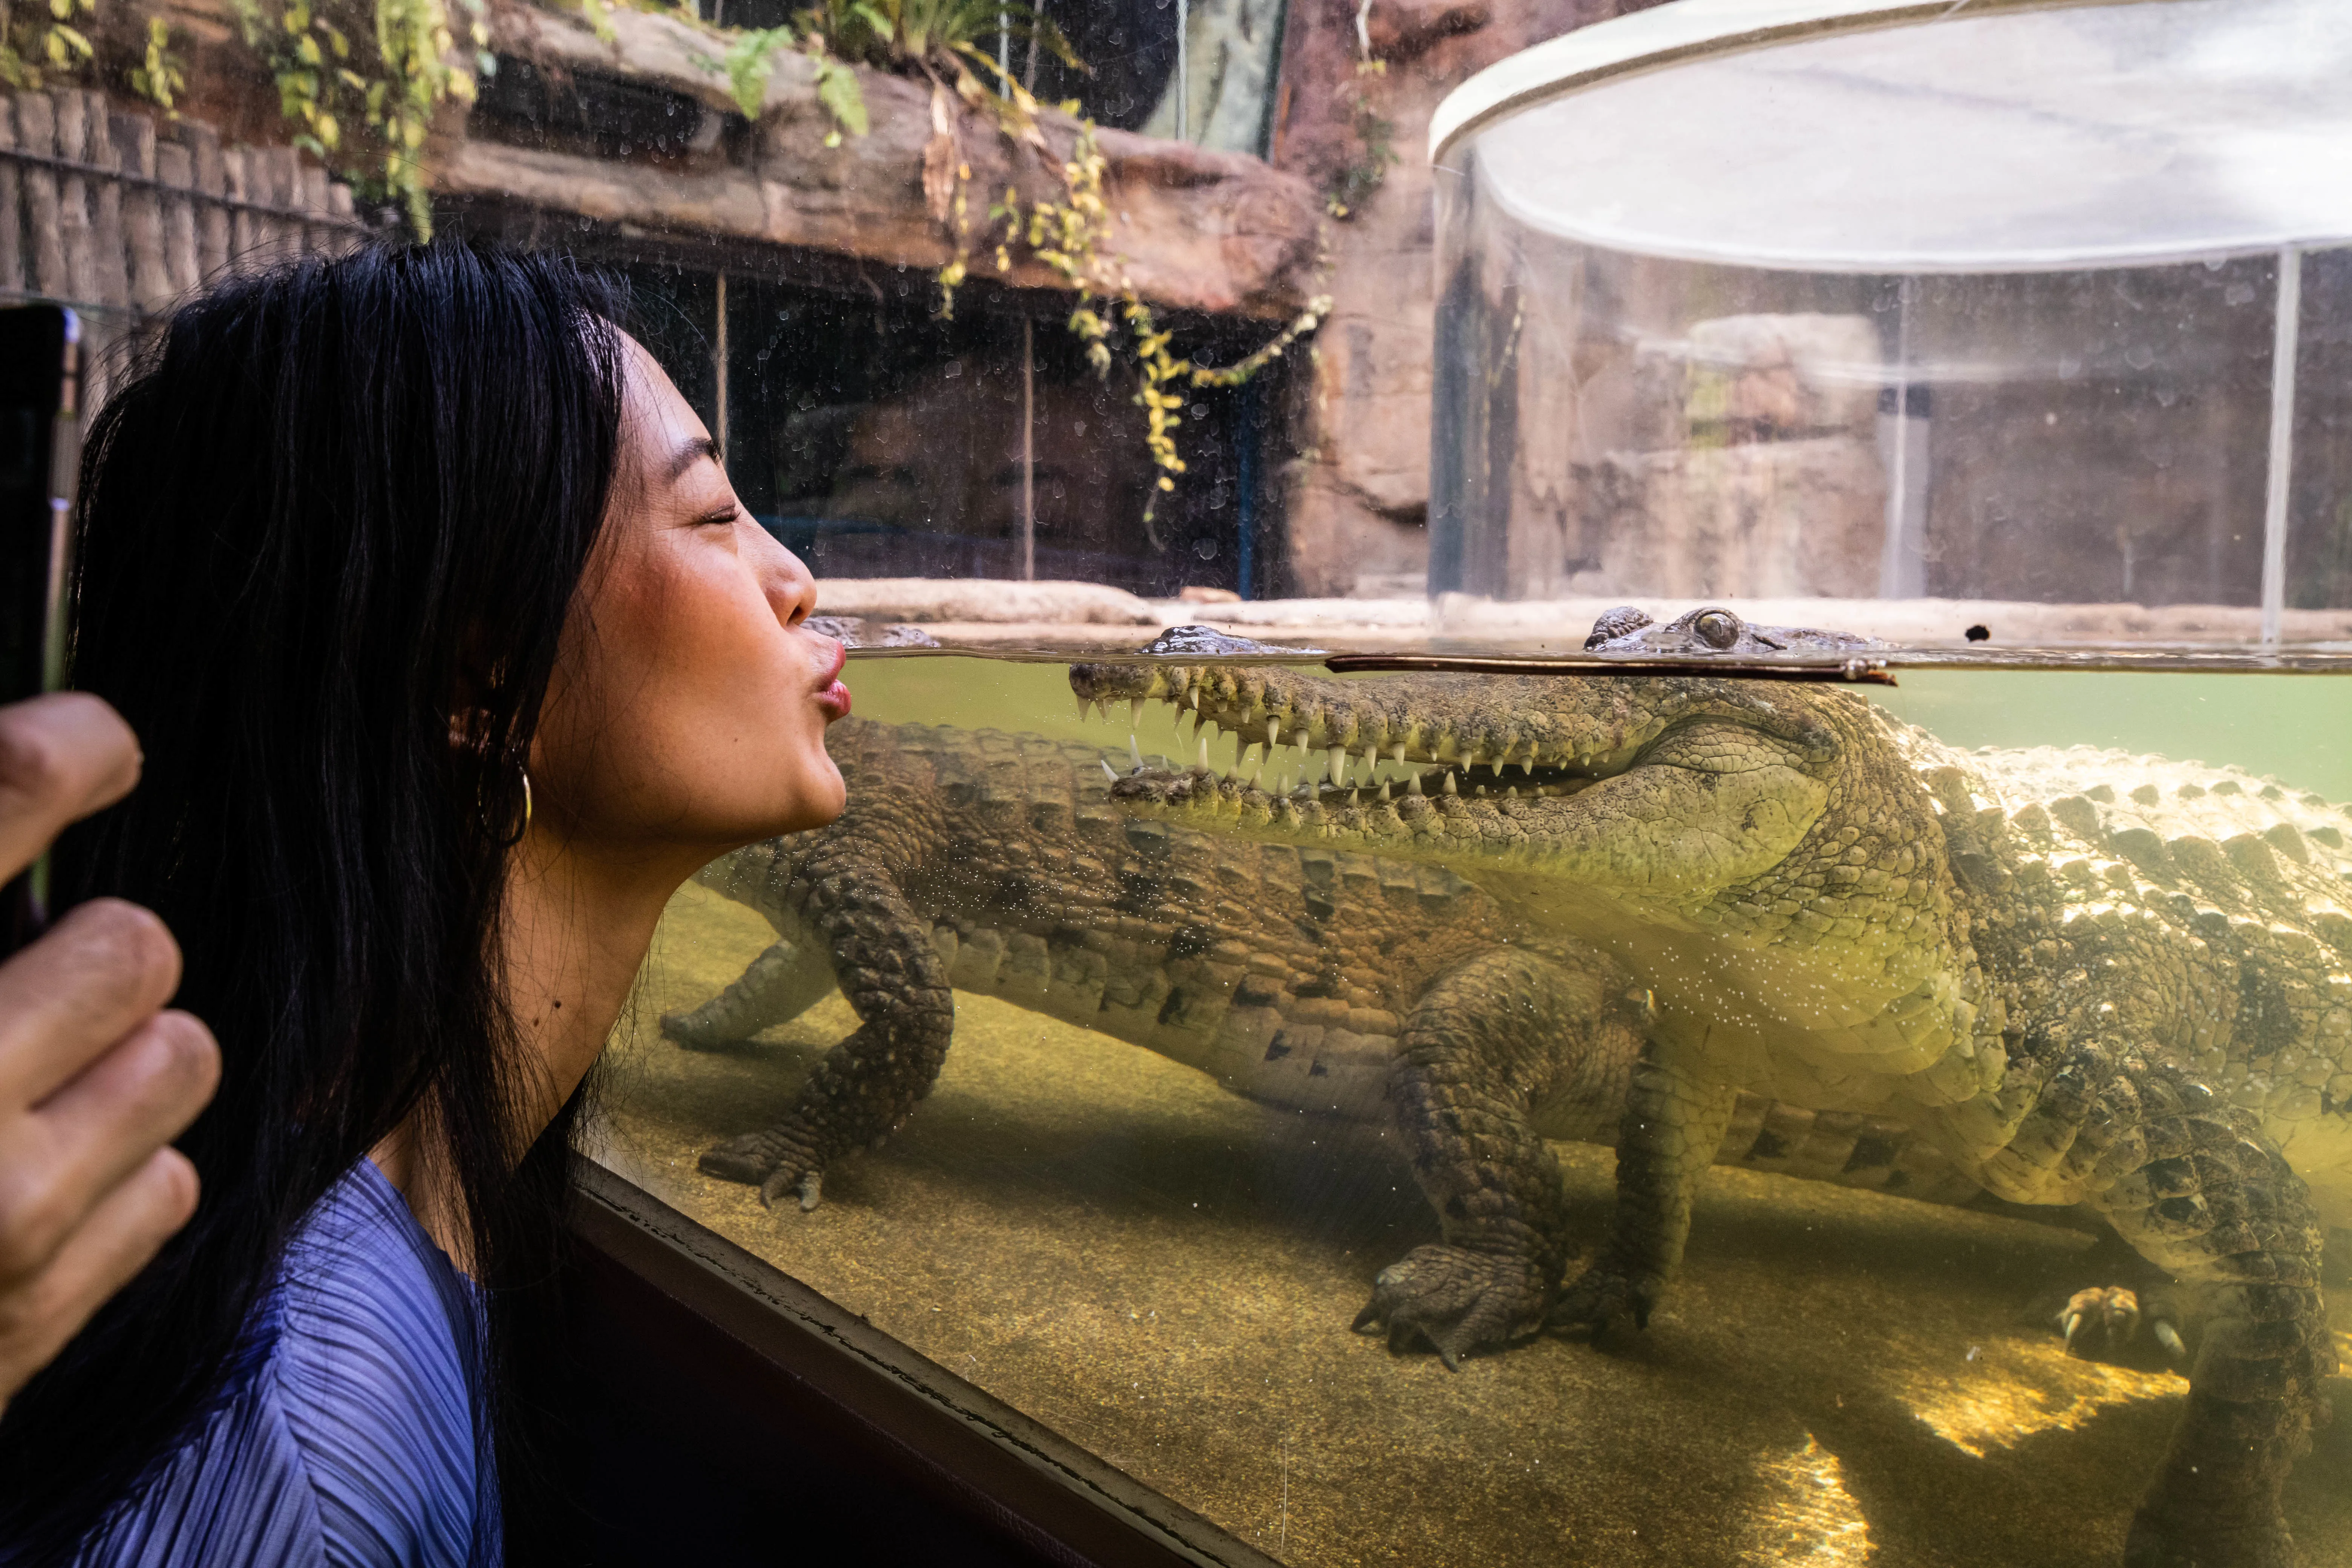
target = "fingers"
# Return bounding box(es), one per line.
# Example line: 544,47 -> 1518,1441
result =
0,1144 -> 197,1410
0,695 -> 142,885
0,900 -> 186,1110
0,1008 -> 217,1276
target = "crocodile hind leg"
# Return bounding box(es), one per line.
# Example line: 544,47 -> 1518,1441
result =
660,938 -> 839,1050
695,848 -> 955,1210
1967,1051 -> 2332,1568
1547,1038 -> 1741,1340
1354,944 -> 1651,1368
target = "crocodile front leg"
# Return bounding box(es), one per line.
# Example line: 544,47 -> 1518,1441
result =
696,846 -> 956,1210
660,937 -> 838,1050
1355,944 -> 1652,1368
1966,1047 -> 2332,1568
1548,1038 -> 1741,1339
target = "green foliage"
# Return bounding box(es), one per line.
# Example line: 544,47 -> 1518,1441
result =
814,54 -> 864,136
986,124 -> 1331,527
0,0 -> 180,115
230,0 -> 487,235
800,0 -> 1073,80
707,0 -> 1326,535
128,15 -> 184,110
706,22 -> 864,142
0,0 -> 93,91
719,24 -> 790,116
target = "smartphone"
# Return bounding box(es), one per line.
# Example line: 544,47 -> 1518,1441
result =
0,306 -> 80,955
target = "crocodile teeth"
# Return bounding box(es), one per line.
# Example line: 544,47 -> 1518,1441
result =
1130,699 -> 1144,727
1267,720 -> 1282,748
1441,771 -> 1457,795
1129,735 -> 1145,771
1406,772 -> 1422,796
1076,694 -> 1092,721
1198,735 -> 1211,769
1390,743 -> 1407,766
1101,759 -> 1119,782
1465,750 -> 1485,769
1327,746 -> 1346,784
1377,779 -> 1391,802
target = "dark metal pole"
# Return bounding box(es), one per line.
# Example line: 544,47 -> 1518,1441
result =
1021,316 -> 1036,581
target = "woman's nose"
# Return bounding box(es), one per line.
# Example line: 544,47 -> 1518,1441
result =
755,525 -> 818,628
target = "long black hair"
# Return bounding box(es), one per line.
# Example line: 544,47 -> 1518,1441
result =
0,242 -> 629,1560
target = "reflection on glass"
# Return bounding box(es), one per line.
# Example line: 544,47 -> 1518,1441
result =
1429,0 -> 2352,631
609,262 -> 1277,596
602,639 -> 2352,1567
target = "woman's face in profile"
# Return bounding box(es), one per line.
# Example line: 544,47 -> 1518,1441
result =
531,336 -> 849,862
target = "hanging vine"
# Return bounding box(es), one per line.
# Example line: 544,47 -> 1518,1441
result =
225,0 -> 488,234
982,121 -> 1330,528
750,0 -> 1334,527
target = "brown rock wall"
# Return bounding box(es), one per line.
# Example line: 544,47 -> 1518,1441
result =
1267,0 -> 1669,595
461,0 -> 1323,321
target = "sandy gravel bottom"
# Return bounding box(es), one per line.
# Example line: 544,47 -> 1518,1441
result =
592,883 -> 2352,1568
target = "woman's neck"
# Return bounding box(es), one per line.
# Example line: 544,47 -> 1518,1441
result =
371,822 -> 704,1263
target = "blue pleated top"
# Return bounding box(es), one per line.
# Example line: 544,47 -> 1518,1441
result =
72,1160 -> 499,1568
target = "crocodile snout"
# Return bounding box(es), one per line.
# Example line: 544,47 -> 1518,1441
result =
1068,659 -> 1661,800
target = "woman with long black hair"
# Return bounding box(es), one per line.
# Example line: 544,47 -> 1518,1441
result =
0,241 -> 852,1564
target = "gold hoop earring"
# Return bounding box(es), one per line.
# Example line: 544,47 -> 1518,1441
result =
520,768 -> 532,830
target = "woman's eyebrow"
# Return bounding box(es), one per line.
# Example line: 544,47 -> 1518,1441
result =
667,433 -> 723,482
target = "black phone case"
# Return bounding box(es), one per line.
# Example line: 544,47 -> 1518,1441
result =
0,305 -> 80,955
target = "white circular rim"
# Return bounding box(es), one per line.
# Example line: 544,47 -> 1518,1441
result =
1429,0 -> 2141,166
1428,0 -> 2352,272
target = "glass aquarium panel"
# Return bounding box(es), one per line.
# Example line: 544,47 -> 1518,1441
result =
583,254 -> 1286,599
597,644 -> 2352,1567
1427,0 -> 2352,644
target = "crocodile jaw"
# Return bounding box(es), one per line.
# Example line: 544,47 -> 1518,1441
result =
1069,661 -> 1843,892
1069,661 -> 1678,786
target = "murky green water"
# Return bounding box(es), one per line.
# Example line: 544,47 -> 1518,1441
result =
600,654 -> 2352,1568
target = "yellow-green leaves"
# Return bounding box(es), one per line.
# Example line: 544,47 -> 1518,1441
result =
129,15 -> 185,110
230,0 -> 479,236
814,56 -> 865,139
720,23 -> 793,119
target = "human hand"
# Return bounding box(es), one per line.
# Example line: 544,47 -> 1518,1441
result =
0,694 -> 218,1414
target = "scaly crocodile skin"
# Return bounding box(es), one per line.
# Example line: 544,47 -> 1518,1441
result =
1066,652 -> 2349,1568
672,717 -> 1979,1361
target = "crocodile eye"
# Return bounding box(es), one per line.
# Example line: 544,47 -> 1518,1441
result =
1694,610 -> 1740,649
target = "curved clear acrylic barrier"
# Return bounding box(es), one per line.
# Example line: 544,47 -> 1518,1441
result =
1452,0 -> 2352,272
1428,0 -> 2352,647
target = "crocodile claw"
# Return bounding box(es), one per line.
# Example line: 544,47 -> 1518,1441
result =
1351,1245 -> 1549,1369
698,1125 -> 827,1211
1546,1264 -> 1654,1340
761,1167 -> 821,1210
2056,1285 -> 2188,1363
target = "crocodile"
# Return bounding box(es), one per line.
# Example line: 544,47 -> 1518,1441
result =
1067,609 -> 2352,1567
668,716 -> 1983,1362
